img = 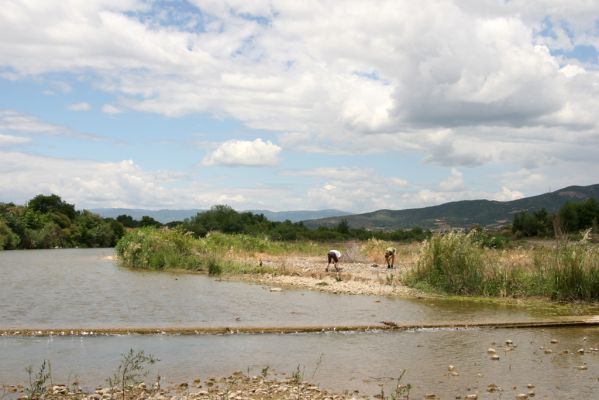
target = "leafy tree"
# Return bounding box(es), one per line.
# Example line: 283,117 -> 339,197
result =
0,218 -> 20,249
116,214 -> 138,228
27,194 -> 76,221
139,215 -> 161,228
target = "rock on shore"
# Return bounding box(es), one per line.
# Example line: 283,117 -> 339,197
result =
6,372 -> 369,400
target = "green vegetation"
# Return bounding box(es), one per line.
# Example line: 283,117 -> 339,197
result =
25,360 -> 51,400
0,194 -> 125,250
115,227 -> 323,274
513,199 -> 599,237
178,204 -> 430,242
407,231 -> 599,301
107,349 -> 158,400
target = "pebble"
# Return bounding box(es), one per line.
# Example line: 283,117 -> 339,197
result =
487,383 -> 500,393
491,354 -> 500,360
448,364 -> 456,371
487,348 -> 497,354
270,287 -> 283,292
577,348 -> 585,354
550,339 -> 558,344
516,394 -> 528,400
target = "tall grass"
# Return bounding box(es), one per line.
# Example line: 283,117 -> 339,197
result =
407,231 -> 599,301
535,235 -> 599,301
408,232 -> 485,295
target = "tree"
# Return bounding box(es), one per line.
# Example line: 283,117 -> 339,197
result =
27,194 -> 76,221
336,219 -> 350,234
0,219 -> 20,249
117,214 -> 138,228
139,215 -> 161,228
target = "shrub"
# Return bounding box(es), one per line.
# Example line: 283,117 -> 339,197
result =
107,349 -> 158,400
115,227 -> 203,270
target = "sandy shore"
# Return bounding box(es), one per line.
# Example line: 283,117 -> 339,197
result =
231,253 -> 424,298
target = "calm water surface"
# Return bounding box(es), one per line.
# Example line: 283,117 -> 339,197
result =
0,249 -> 588,329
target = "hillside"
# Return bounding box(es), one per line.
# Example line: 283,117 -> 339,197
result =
302,184 -> 599,230
91,208 -> 351,224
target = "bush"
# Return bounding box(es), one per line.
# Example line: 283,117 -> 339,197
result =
115,227 -> 203,270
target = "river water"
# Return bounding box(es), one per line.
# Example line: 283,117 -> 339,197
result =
1,249 -> 599,398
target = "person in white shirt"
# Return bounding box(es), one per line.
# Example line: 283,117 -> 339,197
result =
326,249 -> 342,272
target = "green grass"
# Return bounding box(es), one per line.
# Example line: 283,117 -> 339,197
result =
406,232 -> 599,301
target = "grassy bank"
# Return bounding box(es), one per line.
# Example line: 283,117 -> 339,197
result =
115,227 -> 599,302
115,227 -> 328,275
406,231 -> 599,302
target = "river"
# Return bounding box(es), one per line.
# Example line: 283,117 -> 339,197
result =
1,249 -> 598,398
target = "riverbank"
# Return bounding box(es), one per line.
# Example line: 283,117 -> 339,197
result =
2,372 -> 373,400
233,254 -> 422,297
114,228 -> 599,303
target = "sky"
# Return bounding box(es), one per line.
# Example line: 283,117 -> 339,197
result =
1,0 -> 599,213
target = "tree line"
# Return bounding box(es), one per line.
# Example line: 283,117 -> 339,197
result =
0,194 -> 125,249
512,198 -> 599,237
3,193 -> 597,250
132,204 -> 430,242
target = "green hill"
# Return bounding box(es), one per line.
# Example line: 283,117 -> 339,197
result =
302,184 -> 599,230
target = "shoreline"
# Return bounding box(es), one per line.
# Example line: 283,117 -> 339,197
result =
2,372 -> 374,400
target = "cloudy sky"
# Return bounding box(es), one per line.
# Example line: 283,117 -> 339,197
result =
1,0 -> 599,212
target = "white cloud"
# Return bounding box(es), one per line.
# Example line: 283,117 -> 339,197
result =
1,1 -> 599,211
0,109 -> 99,140
439,168 -> 465,192
390,178 -> 408,187
202,138 -> 281,166
493,186 -> 524,202
0,133 -> 31,146
285,167 -> 371,181
101,104 -> 122,114
67,102 -> 92,111
0,109 -> 66,135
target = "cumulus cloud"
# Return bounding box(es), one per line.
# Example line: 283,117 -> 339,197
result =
3,1 -> 598,159
202,138 -> 281,167
439,168 -> 465,192
67,102 -> 92,111
1,1 -> 599,210
493,186 -> 524,202
0,150 -> 288,209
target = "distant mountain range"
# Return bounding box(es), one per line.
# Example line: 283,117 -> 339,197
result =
302,184 -> 599,231
91,208 -> 352,224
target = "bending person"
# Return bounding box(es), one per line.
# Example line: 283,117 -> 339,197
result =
384,247 -> 396,269
326,249 -> 342,272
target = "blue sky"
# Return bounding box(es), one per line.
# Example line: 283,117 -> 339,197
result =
1,0 -> 599,212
